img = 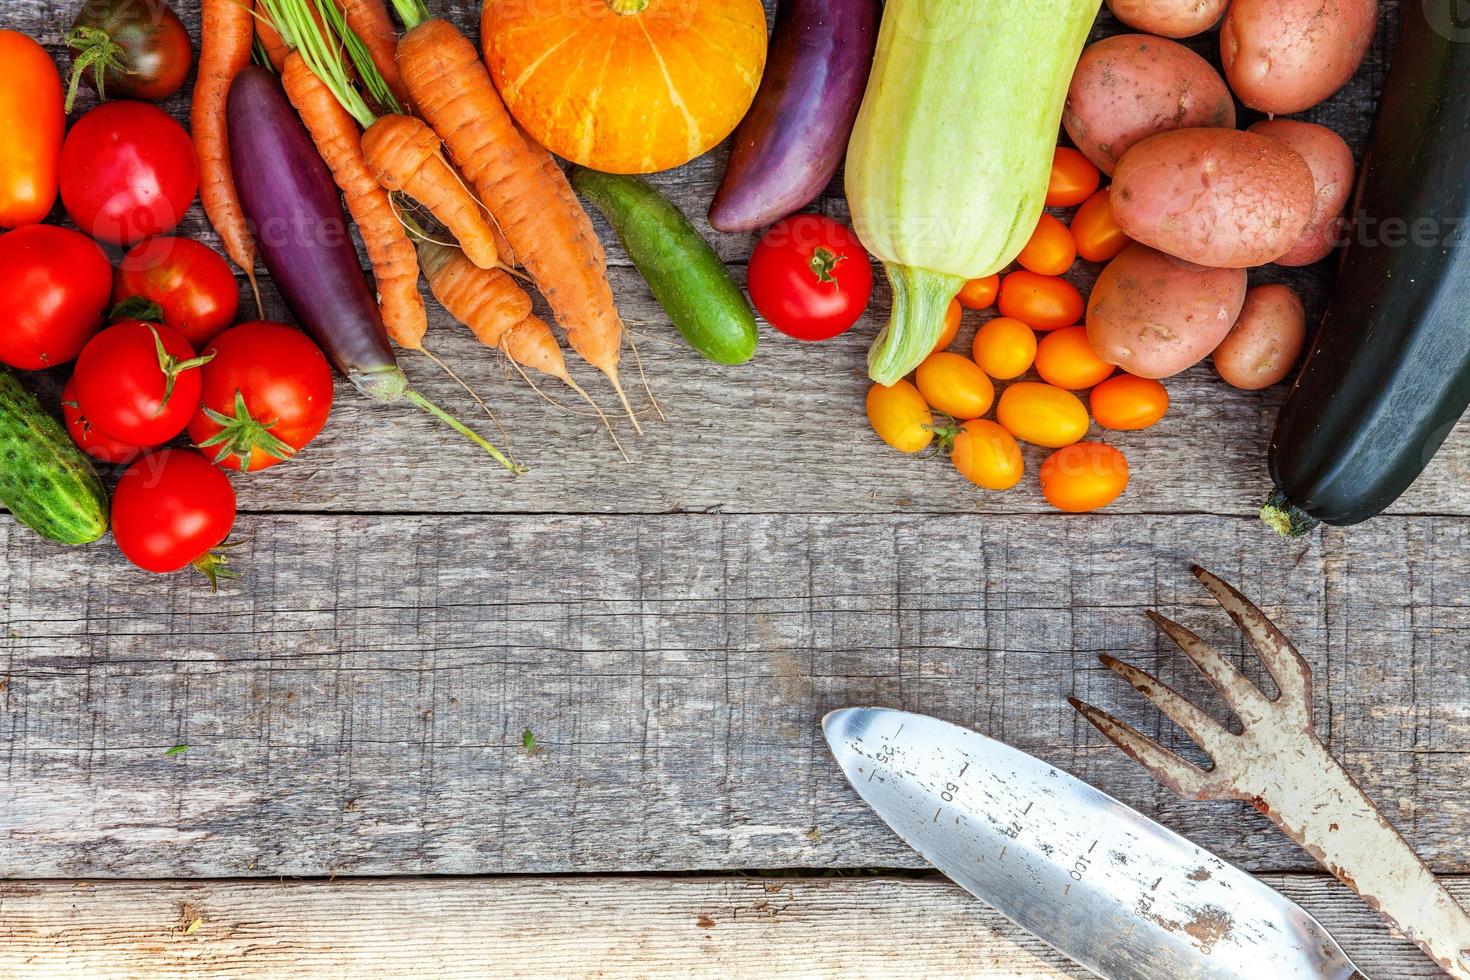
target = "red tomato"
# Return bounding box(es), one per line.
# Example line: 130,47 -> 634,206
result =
188,321 -> 335,472
111,449 -> 238,583
60,101 -> 198,246
748,215 -> 873,341
114,238 -> 240,346
0,30 -> 64,228
0,225 -> 112,369
61,378 -> 144,465
1047,147 -> 1101,208
73,319 -> 210,445
998,271 -> 1085,331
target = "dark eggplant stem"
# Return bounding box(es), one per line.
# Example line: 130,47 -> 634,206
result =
1260,489 -> 1321,538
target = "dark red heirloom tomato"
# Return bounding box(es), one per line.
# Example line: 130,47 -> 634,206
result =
748,214 -> 873,341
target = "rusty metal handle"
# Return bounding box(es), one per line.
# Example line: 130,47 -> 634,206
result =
1073,567 -> 1470,979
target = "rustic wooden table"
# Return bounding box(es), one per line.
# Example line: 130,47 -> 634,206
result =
3,0 -> 1467,976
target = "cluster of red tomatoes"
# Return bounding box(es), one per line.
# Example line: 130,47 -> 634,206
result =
866,149 -> 1173,513
1,32 -> 334,584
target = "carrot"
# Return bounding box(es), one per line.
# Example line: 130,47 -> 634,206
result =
254,0 -> 288,70
334,0 -> 410,111
396,18 -> 639,431
417,237 -> 530,349
194,0 -> 259,310
361,114 -> 500,271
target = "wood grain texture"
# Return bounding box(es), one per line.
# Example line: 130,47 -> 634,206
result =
2,875 -> 1464,978
2,513 -> 1466,877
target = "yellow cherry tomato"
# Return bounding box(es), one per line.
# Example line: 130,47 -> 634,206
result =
998,271 -> 1084,331
1071,188 -> 1131,263
932,298 -> 963,353
1090,374 -> 1169,430
970,317 -> 1037,380
996,381 -> 1090,448
915,351 -> 995,420
866,379 -> 933,453
1035,326 -> 1116,390
1040,442 -> 1130,512
957,274 -> 1000,311
951,419 -> 1023,490
1047,147 -> 1101,208
1018,213 -> 1077,276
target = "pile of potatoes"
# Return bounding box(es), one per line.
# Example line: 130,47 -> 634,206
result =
1067,0 -> 1374,385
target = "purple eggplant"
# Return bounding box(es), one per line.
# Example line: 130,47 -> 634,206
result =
708,0 -> 880,234
227,66 -> 520,472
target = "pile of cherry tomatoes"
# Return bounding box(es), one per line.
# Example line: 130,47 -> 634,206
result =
866,148 -> 1171,513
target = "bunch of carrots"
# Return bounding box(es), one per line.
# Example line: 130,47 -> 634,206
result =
191,0 -> 643,454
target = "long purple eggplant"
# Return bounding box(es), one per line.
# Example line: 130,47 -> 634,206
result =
707,0 -> 879,234
226,66 -> 520,472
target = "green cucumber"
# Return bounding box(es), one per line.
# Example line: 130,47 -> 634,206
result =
0,370 -> 108,546
570,168 -> 758,366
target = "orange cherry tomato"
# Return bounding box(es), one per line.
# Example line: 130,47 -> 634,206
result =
916,351 -> 994,420
957,274 -> 1000,310
1035,326 -> 1115,390
998,271 -> 1084,331
951,419 -> 1023,491
932,298 -> 963,353
866,379 -> 933,453
1047,147 -> 1101,208
996,382 -> 1090,448
1090,374 -> 1169,430
971,317 -> 1037,380
0,31 -> 64,228
1018,213 -> 1077,276
1040,442 -> 1130,512
1071,189 -> 1131,263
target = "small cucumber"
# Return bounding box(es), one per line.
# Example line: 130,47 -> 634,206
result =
570,168 -> 759,366
0,370 -> 108,546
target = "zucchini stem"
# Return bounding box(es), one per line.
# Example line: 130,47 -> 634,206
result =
869,264 -> 966,386
1260,489 -> 1321,538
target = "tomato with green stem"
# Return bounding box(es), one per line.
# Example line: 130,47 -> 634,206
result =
113,237 -> 240,346
73,319 -> 212,445
111,449 -> 238,585
65,0 -> 192,111
188,321 -> 335,473
748,214 -> 873,341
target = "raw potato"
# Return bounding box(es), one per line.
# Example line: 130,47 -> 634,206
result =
1221,0 -> 1378,114
1213,284 -> 1306,389
1087,243 -> 1247,379
1107,0 -> 1229,38
1110,128 -> 1316,268
1064,35 -> 1236,176
1249,120 -> 1355,267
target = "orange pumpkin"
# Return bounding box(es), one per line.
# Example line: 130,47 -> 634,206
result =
480,0 -> 768,175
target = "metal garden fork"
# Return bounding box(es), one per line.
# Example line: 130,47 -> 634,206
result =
1070,566 -> 1470,979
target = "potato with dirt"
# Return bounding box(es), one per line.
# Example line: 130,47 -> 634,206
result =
1221,0 -> 1378,114
1064,35 -> 1237,176
1110,128 -> 1316,268
1107,0 -> 1230,38
1087,243 -> 1247,379
1248,120 -> 1355,267
1213,284 -> 1307,389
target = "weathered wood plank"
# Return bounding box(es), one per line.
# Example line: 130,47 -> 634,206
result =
1,874 -> 1462,978
2,513 -> 1466,877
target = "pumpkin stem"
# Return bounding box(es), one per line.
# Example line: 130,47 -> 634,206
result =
607,0 -> 649,12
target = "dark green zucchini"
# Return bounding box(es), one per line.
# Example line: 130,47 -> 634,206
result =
1263,0 -> 1470,536
0,370 -> 108,545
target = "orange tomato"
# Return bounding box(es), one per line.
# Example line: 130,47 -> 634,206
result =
957,274 -> 1000,310
1040,442 -> 1130,513
866,380 -> 933,453
951,419 -> 1023,491
996,382 -> 1090,448
1046,147 -> 1101,208
971,317 -> 1037,380
916,352 -> 994,420
1071,189 -> 1130,263
1090,374 -> 1169,430
1035,326 -> 1115,390
0,31 -> 64,228
1018,213 -> 1077,276
932,298 -> 963,353
998,271 -> 1084,331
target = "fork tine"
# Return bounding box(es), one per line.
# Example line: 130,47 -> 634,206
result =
1099,654 -> 1233,758
1192,566 -> 1312,712
1069,697 -> 1225,800
1148,610 -> 1272,718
